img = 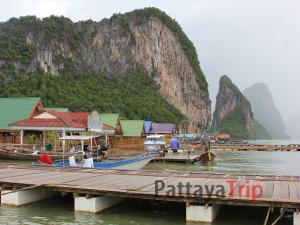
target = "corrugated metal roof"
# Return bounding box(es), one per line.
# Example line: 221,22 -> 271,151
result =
100,113 -> 119,128
0,97 -> 40,130
151,123 -> 176,134
120,120 -> 145,137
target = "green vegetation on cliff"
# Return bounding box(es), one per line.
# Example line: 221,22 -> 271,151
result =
0,8 -> 208,91
0,73 -> 185,124
212,75 -> 254,139
219,108 -> 249,139
253,119 -> 271,139
0,15 -> 83,64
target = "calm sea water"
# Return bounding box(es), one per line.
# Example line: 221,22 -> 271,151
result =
248,139 -> 300,145
0,144 -> 298,225
146,150 -> 300,176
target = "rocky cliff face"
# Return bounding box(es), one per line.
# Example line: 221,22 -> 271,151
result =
0,8 -> 211,131
244,83 -> 289,139
212,75 -> 254,138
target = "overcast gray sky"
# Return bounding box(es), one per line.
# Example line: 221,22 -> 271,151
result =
0,0 -> 299,121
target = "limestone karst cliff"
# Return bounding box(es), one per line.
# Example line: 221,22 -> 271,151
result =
212,75 -> 254,139
0,8 -> 211,131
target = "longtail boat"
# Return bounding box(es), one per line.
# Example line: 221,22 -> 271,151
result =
200,151 -> 216,163
0,148 -> 65,161
54,154 -> 154,170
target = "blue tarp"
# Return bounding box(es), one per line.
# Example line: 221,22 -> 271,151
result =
175,133 -> 198,138
144,121 -> 152,133
170,138 -> 180,150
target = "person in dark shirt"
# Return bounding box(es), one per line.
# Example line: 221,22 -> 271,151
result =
83,145 -> 93,159
97,142 -> 109,158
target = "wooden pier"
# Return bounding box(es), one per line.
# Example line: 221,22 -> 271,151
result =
154,154 -> 201,163
211,144 -> 300,152
0,164 -> 300,223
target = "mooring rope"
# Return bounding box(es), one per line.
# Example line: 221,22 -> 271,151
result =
263,207 -> 272,225
270,208 -> 286,225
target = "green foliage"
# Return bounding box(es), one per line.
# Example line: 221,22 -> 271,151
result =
0,15 -> 82,64
219,75 -> 251,106
109,13 -> 135,43
253,119 -> 271,140
219,108 -> 250,139
41,15 -> 82,49
0,73 -> 185,124
213,75 -> 253,132
128,7 -> 207,91
0,17 -> 36,63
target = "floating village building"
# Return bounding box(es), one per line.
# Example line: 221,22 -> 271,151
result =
0,97 -> 177,149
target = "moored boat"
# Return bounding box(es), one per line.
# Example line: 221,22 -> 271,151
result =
144,134 -> 167,152
54,154 -> 154,170
0,148 -> 64,161
200,151 -> 216,163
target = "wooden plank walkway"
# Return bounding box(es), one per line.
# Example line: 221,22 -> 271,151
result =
0,164 -> 299,208
211,144 -> 300,152
154,154 -> 201,163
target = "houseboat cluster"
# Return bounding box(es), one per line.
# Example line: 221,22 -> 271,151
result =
0,97 -> 229,146
0,97 -> 225,166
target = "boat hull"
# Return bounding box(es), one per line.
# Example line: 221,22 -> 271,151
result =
55,154 -> 154,170
200,152 -> 216,163
112,156 -> 153,170
0,149 -> 65,161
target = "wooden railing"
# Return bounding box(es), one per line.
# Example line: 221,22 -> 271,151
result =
112,138 -> 145,148
0,136 -> 17,144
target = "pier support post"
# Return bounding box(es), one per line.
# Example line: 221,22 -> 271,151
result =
294,212 -> 300,225
1,188 -> 59,206
186,203 -> 221,223
74,195 -> 123,213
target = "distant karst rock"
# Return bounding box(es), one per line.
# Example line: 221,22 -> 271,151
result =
212,75 -> 254,139
286,114 -> 300,140
244,83 -> 289,139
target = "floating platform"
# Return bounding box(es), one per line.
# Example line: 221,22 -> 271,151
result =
211,144 -> 300,152
154,154 -> 201,163
1,164 -> 300,224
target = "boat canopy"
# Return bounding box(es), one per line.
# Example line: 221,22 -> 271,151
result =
146,134 -> 165,139
59,135 -> 101,141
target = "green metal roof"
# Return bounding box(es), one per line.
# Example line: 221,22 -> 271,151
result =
45,107 -> 69,112
100,113 -> 119,128
120,120 -> 145,137
0,97 -> 40,130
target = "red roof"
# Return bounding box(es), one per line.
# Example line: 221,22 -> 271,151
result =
13,118 -> 67,128
12,111 -> 89,129
11,111 -> 115,131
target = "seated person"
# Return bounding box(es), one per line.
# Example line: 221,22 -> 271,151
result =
83,145 -> 93,159
97,142 -> 109,158
39,153 -> 53,165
